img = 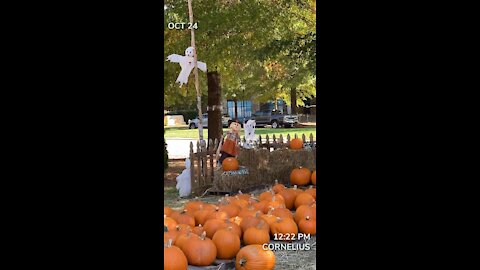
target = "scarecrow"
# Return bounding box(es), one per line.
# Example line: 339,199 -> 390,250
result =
217,120 -> 242,166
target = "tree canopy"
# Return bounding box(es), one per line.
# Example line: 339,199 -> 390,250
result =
164,0 -> 316,109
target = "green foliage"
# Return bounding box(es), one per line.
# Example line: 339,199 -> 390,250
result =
164,0 -> 316,107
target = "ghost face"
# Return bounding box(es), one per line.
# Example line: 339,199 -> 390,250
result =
229,122 -> 241,133
185,47 -> 195,57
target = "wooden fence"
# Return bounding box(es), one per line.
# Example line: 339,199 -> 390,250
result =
189,133 -> 316,195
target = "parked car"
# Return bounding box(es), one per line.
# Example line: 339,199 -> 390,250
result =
188,113 -> 232,129
247,110 -> 299,128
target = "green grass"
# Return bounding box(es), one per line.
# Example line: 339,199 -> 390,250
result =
164,127 -> 316,139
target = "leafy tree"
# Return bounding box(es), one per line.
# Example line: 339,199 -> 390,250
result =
164,0 -> 316,108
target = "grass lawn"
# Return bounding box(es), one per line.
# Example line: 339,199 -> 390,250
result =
164,127 -> 316,139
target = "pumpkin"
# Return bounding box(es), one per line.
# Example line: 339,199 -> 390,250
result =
272,180 -> 286,194
243,220 -> 271,245
164,215 -> 178,232
238,205 -> 257,218
235,245 -> 276,270
193,205 -> 214,226
206,207 -> 230,220
229,216 -> 242,226
253,200 -> 268,213
185,200 -> 204,213
222,157 -> 239,171
311,170 -> 316,185
212,227 -> 241,259
278,186 -> 300,210
260,208 -> 278,226
164,206 -> 174,217
231,196 -> 249,208
289,138 -> 304,149
259,189 -> 275,201
219,202 -> 241,218
204,218 -> 226,239
304,186 -> 316,199
164,227 -> 179,245
270,217 -> 298,239
294,202 -> 316,223
192,224 -> 206,236
223,219 -> 242,238
164,239 -> 188,270
183,232 -> 217,266
175,231 -> 196,250
264,196 -> 286,213
271,207 -> 294,220
294,193 -> 315,209
236,190 -> 252,202
240,211 -> 269,233
174,210 -> 196,227
174,224 -> 192,235
298,216 -> 316,235
290,167 -> 311,186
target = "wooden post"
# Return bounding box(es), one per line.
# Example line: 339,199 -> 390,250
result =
188,0 -> 203,142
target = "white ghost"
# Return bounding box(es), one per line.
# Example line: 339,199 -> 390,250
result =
244,120 -> 257,149
166,47 -> 207,87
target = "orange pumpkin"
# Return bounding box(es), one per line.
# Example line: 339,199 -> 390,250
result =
243,221 -> 271,245
253,200 -> 268,213
304,186 -> 316,199
192,224 -> 206,236
298,216 -> 316,235
164,215 -> 178,232
174,210 -> 196,227
206,207 -> 230,220
174,224 -> 192,235
175,231 -> 196,250
223,219 -> 242,238
203,219 -> 226,239
261,209 -> 278,226
235,245 -> 276,270
184,200 -> 204,213
290,167 -> 312,186
264,196 -> 286,213
236,191 -> 252,202
278,186 -> 300,210
193,205 -> 214,226
238,205 -> 258,218
222,157 -> 239,171
212,227 -> 241,260
272,180 -> 286,193
164,206 -> 174,217
218,202 -> 241,218
289,138 -> 304,149
229,216 -> 243,226
164,239 -> 188,270
294,202 -> 316,223
183,231 -> 217,266
294,193 -> 315,209
270,217 -> 298,239
240,211 -> 267,233
311,170 -> 316,185
271,207 -> 294,220
259,189 -> 275,201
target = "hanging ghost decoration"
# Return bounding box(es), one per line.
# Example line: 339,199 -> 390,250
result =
166,47 -> 207,87
244,119 -> 257,149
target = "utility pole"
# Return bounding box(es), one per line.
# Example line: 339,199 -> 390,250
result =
188,0 -> 203,142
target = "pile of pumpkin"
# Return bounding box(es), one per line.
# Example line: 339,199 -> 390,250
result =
164,169 -> 316,270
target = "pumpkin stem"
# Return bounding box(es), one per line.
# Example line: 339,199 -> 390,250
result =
239,258 -> 247,266
239,190 -> 243,194
164,226 -> 168,232
166,238 -> 173,248
293,185 -> 298,190
257,220 -> 265,229
267,208 -> 273,215
306,216 -> 310,220
200,231 -> 207,240
164,214 -> 167,218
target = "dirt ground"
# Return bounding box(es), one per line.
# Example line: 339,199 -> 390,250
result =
163,159 -> 317,269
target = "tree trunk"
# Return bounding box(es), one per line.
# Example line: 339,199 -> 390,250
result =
207,71 -> 222,144
234,98 -> 238,120
290,88 -> 297,114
